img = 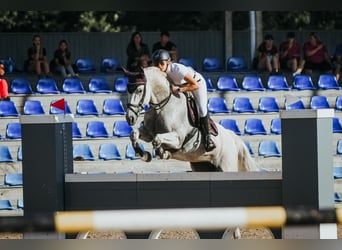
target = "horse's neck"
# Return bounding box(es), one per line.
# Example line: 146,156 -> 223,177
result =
150,77 -> 171,104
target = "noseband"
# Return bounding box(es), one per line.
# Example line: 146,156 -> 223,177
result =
127,75 -> 172,114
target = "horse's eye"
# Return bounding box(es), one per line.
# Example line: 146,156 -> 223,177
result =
127,84 -> 137,94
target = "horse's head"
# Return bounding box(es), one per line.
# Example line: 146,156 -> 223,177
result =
124,67 -> 150,126
124,66 -> 172,126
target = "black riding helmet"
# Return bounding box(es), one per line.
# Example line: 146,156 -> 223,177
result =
152,49 -> 171,65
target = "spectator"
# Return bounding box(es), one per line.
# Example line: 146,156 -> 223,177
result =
52,39 -> 78,78
279,32 -> 305,75
27,34 -> 52,78
302,32 -> 332,75
256,34 -> 280,73
0,64 -> 10,101
332,41 -> 342,82
152,31 -> 178,62
126,31 -> 151,71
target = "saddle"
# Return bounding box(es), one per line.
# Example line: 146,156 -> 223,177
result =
184,92 -> 218,136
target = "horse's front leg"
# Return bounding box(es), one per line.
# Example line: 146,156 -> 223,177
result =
130,128 -> 152,162
152,132 -> 182,160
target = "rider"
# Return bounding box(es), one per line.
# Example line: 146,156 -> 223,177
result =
152,49 -> 216,152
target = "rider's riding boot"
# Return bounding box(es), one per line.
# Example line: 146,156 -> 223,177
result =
200,115 -> 216,152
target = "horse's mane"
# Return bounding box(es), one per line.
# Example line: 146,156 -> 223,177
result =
143,66 -> 168,85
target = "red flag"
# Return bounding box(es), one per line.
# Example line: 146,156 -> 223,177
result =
51,98 -> 66,112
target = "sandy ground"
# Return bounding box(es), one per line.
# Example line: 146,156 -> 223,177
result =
1,226 -> 341,239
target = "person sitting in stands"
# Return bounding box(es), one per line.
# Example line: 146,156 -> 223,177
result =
332,41 -> 342,82
302,32 -> 332,75
0,64 -> 10,101
126,31 -> 151,71
256,34 -> 280,73
152,31 -> 178,62
52,39 -> 78,78
279,32 -> 305,75
27,34 -> 52,79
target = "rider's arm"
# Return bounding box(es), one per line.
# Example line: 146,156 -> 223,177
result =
175,73 -> 199,93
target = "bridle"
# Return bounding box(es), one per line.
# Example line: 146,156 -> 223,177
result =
126,71 -> 172,115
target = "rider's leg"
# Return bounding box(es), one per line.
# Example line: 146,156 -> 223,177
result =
200,115 -> 216,151
192,74 -> 216,152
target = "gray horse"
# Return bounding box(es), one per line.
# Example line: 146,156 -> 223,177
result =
125,66 -> 259,172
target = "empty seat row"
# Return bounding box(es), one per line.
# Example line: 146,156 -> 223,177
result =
0,98 -> 126,117
10,76 -> 129,95
220,117 -> 342,136
0,120 -> 133,140
207,95 -> 342,114
206,74 -> 340,92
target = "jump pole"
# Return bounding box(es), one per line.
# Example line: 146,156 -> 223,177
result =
0,206 -> 341,233
280,109 -> 336,239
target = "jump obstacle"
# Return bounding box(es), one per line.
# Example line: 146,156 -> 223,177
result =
0,109 -> 337,239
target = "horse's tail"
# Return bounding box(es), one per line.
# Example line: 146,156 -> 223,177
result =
236,137 -> 259,172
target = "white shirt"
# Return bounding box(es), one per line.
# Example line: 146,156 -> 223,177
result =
166,63 -> 195,85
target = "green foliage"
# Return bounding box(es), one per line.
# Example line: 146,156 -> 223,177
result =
0,11 -> 341,32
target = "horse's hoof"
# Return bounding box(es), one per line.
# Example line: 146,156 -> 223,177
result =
141,152 -> 152,162
152,138 -> 161,148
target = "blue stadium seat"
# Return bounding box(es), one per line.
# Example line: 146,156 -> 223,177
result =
205,76 -> 215,92
335,96 -> 342,111
216,75 -> 240,91
317,74 -> 340,90
103,98 -> 126,115
6,122 -> 21,139
17,199 -> 24,209
207,97 -> 230,114
310,95 -> 330,109
114,77 -> 128,93
0,100 -> 19,117
232,97 -> 256,113
88,77 -> 112,93
99,143 -> 122,160
100,57 -> 121,73
258,140 -> 281,157
270,118 -> 282,135
62,78 -> 86,94
241,75 -> 266,91
72,122 -> 83,138
125,143 -> 145,160
76,99 -> 99,116
293,74 -> 316,90
36,78 -> 60,94
244,141 -> 254,156
337,140 -> 342,155
335,192 -> 342,202
333,117 -> 342,133
0,200 -> 14,210
86,121 -> 109,138
75,58 -> 96,73
73,144 -> 96,161
333,166 -> 342,178
50,100 -> 72,114
113,120 -> 133,137
285,99 -> 305,110
10,78 -> 33,94
267,75 -> 291,91
258,96 -> 280,112
23,100 -> 45,115
178,58 -> 197,69
4,173 -> 23,186
202,57 -> 223,72
244,118 -> 267,135
0,145 -> 14,162
226,56 -> 247,71
17,146 -> 22,161
219,118 -> 242,135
